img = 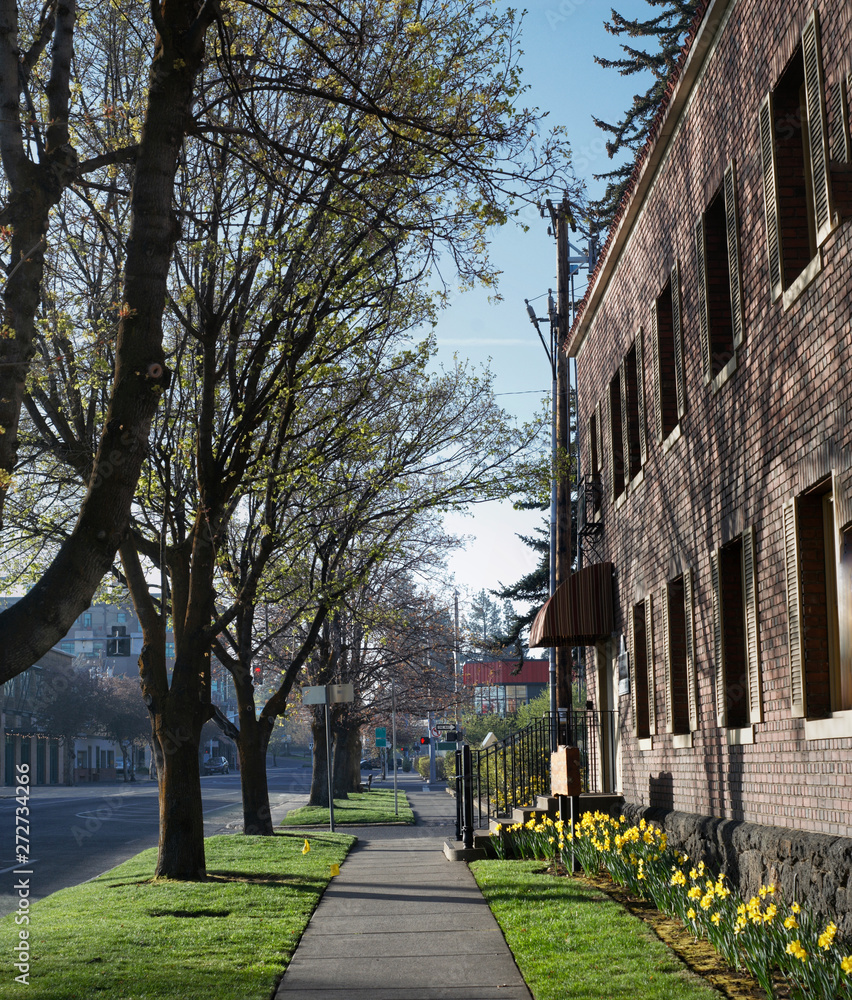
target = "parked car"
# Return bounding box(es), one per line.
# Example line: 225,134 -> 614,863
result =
203,756 -> 230,775
360,758 -> 380,771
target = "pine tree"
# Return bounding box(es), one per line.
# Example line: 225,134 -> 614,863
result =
491,524 -> 549,657
589,1 -> 700,232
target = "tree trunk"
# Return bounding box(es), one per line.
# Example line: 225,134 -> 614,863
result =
308,712 -> 330,807
333,714 -> 359,796
152,693 -> 207,880
237,713 -> 274,835
64,736 -> 75,786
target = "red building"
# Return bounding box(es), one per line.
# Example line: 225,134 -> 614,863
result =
564,0 -> 852,930
462,660 -> 548,715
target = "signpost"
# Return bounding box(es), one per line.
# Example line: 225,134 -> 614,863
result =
300,684 -> 355,833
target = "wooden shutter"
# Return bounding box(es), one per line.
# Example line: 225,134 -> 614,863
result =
671,261 -> 686,419
742,525 -> 762,725
650,301 -> 663,443
628,604 -> 638,737
802,11 -> 834,247
662,585 -> 673,733
635,328 -> 648,465
724,161 -> 745,350
595,399 -> 603,475
711,548 -> 727,728
783,499 -> 806,719
694,213 -> 712,383
829,76 -> 850,164
620,359 -> 630,481
684,568 -> 698,732
606,387 -> 616,501
759,92 -> 784,301
645,594 -> 656,736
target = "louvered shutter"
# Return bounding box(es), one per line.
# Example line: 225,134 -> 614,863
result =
783,499 -> 806,719
684,568 -> 698,732
711,548 -> 727,728
694,213 -> 711,383
595,399 -> 603,475
650,301 -> 663,443
620,359 -> 630,481
802,11 -> 834,247
606,388 -> 616,501
759,92 -> 784,301
635,329 -> 648,465
646,594 -> 656,736
724,161 -> 745,350
662,586 -> 673,733
672,261 -> 686,419
628,605 -> 638,737
742,526 -> 762,725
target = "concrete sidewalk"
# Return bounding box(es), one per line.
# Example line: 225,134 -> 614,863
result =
274,777 -> 531,1000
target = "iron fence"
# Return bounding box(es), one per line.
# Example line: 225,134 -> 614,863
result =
467,709 -> 618,829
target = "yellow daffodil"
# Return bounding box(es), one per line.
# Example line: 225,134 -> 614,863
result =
784,914 -> 799,929
818,922 -> 838,950
841,955 -> 852,975
786,940 -> 808,962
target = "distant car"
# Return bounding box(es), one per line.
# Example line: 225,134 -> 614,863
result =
360,758 -> 380,771
204,756 -> 230,775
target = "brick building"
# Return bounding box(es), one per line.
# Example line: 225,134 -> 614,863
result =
462,659 -> 548,715
564,0 -> 852,924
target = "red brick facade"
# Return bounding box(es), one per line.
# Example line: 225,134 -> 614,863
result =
569,0 -> 852,839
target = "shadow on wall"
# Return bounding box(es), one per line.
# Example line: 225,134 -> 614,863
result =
649,771 -> 673,810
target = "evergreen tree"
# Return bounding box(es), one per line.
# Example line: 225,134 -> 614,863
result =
491,524 -> 549,656
589,1 -> 700,232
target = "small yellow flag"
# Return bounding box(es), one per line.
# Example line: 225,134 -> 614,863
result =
302,839 -> 311,854
330,863 -> 340,877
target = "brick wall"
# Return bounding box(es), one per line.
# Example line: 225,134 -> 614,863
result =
574,0 -> 852,840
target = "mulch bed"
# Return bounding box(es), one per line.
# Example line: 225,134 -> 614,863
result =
546,865 -> 790,1000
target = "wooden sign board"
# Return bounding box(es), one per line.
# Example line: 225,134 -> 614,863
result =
551,745 -> 581,797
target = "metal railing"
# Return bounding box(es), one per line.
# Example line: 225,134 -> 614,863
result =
467,709 -> 618,829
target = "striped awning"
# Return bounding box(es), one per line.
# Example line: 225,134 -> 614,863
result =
529,562 -> 614,648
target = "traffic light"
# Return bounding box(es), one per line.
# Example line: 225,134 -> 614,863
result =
420,736 -> 431,746
253,665 -> 262,684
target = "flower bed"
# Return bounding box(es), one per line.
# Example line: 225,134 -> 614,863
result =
490,811 -> 852,1000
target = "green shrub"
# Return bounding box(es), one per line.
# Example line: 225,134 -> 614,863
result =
402,757 -> 412,772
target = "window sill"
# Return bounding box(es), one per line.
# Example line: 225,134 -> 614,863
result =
629,468 -> 645,492
662,423 -> 683,453
671,732 -> 693,749
711,352 -> 738,394
614,491 -> 627,512
637,737 -> 654,752
726,725 -> 754,746
782,249 -> 823,312
804,710 -> 852,741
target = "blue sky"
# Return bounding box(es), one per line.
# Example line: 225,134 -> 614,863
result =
437,0 -> 653,610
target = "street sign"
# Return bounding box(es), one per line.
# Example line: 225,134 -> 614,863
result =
302,686 -> 327,705
328,683 -> 354,704
435,723 -> 455,731
437,741 -> 458,751
430,726 -> 439,737
375,726 -> 387,748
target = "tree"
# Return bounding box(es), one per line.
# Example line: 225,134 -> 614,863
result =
491,523 -> 549,654
97,675 -> 151,782
589,1 -> 700,231
33,664 -> 97,784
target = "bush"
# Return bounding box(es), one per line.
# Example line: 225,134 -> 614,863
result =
402,757 -> 412,772
415,755 -> 446,780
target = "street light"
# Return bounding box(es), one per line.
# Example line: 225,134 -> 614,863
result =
524,293 -> 558,751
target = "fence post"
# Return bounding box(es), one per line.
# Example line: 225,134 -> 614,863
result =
461,743 -> 474,850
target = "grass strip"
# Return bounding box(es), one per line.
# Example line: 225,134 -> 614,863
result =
0,832 -> 354,1000
470,859 -> 724,1000
280,788 -> 414,826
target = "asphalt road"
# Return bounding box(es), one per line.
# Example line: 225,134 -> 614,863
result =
0,758 -> 313,917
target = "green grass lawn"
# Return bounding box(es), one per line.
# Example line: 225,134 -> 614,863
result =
280,788 -> 414,826
471,859 -> 724,1000
0,832 -> 353,1000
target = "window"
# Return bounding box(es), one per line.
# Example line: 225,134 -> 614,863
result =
60,641 -> 75,654
607,372 -> 625,500
695,162 -> 744,384
621,338 -> 647,481
82,613 -> 92,628
628,596 -> 656,739
650,263 -> 686,444
759,11 -> 834,303
588,410 -> 599,476
117,612 -> 127,624
784,477 -> 852,721
711,528 -> 762,730
663,571 -> 698,735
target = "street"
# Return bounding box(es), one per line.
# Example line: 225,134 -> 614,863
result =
0,757 -> 312,917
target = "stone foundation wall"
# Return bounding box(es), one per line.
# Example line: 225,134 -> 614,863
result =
615,801 -> 852,939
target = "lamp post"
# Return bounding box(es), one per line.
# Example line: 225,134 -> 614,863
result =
525,294 -> 559,751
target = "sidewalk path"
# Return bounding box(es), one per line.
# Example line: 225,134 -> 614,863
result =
274,776 -> 532,1000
